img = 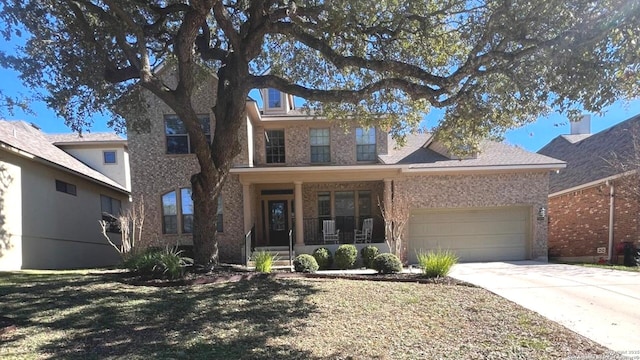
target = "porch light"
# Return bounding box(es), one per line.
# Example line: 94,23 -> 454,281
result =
537,206 -> 546,220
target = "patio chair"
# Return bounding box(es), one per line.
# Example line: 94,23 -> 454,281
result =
322,220 -> 340,244
354,218 -> 373,243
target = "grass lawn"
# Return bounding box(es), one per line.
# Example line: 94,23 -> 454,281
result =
574,263 -> 640,273
0,271 -> 617,359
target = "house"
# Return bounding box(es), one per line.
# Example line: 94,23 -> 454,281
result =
538,114 -> 640,263
0,121 -> 130,270
128,72 -> 565,264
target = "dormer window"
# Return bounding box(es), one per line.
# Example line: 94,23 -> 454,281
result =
267,88 -> 282,109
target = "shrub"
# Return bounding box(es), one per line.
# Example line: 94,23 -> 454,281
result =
293,254 -> 319,273
312,247 -> 333,269
417,249 -> 458,278
253,251 -> 277,273
124,246 -> 193,279
360,246 -> 379,268
334,244 -> 358,269
372,253 -> 403,274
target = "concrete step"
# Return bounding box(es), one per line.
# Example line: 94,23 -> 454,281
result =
247,259 -> 293,268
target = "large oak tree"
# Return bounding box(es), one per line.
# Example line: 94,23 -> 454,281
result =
1,0 -> 638,266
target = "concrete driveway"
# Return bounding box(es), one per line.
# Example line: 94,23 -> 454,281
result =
449,261 -> 640,355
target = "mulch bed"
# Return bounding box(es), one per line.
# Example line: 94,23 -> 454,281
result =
120,266 -> 470,287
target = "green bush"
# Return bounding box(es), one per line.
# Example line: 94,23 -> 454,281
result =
417,249 -> 458,278
334,244 -> 358,269
360,246 -> 379,268
253,251 -> 277,273
293,254 -> 319,273
312,247 -> 333,269
372,253 -> 403,274
124,247 -> 193,279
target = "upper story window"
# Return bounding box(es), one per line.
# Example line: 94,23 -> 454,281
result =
356,127 -> 376,161
265,129 -> 285,164
310,128 -> 330,163
103,150 -> 117,164
161,188 -> 223,234
165,115 -> 211,154
55,179 -> 77,196
267,88 -> 282,109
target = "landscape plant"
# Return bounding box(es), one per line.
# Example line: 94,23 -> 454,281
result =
312,247 -> 333,270
293,254 -> 319,273
2,0 -> 638,267
253,251 -> 277,273
372,253 -> 403,274
334,244 -> 358,270
124,246 -> 193,279
417,249 -> 459,278
361,245 -> 379,269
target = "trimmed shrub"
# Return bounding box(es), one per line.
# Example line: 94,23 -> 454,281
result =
372,253 -> 403,274
334,244 -> 358,269
124,247 -> 193,279
312,247 -> 333,270
293,254 -> 319,273
360,246 -> 379,268
253,251 -> 277,273
417,249 -> 458,278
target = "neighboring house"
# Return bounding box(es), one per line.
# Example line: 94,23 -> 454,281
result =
0,121 -> 130,270
128,72 -> 565,264
539,114 -> 640,263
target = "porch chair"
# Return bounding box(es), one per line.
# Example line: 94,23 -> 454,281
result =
354,218 -> 373,243
322,220 -> 340,244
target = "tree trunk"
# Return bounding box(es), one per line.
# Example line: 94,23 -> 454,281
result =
191,171 -> 223,268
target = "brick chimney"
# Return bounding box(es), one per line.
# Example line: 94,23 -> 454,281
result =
570,114 -> 591,135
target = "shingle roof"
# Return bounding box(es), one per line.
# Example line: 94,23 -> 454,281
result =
46,132 -> 126,144
538,114 -> 640,193
0,121 -> 128,193
379,132 -> 564,169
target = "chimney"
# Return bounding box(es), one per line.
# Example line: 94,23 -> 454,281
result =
570,114 -> 591,135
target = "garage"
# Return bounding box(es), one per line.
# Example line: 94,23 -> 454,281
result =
407,207 -> 530,263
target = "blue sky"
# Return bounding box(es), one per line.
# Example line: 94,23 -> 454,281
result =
1,42 -> 639,152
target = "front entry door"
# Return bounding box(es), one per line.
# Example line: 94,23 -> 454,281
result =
268,200 -> 289,246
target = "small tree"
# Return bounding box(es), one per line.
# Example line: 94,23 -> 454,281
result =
100,196 -> 146,259
378,196 -> 410,262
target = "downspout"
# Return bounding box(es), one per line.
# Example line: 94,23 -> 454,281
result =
607,181 -> 615,263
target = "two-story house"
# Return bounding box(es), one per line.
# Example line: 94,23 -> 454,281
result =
128,71 -> 565,264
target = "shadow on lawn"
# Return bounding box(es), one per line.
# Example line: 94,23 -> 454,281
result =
0,272 -> 327,359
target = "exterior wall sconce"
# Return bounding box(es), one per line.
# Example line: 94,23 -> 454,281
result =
537,206 -> 547,220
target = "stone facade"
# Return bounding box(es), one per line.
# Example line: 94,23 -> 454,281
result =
394,172 -> 550,260
548,178 -> 640,262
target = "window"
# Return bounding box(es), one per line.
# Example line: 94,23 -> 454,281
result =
358,191 -> 372,217
356,127 -> 377,161
101,195 -> 122,233
55,179 -> 77,196
161,189 -> 223,234
103,150 -> 117,164
310,128 -> 330,163
267,88 -> 282,108
265,129 -> 285,163
318,192 -> 331,220
165,115 -> 211,154
317,190 -> 372,220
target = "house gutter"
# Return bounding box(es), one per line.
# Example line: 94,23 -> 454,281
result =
549,170 -> 636,198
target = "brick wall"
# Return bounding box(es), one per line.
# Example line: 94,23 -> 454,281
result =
548,179 -> 640,262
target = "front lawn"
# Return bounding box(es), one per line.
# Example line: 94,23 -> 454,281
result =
576,263 -> 640,273
0,271 -> 617,359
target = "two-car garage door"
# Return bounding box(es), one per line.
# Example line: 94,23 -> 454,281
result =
407,207 -> 530,264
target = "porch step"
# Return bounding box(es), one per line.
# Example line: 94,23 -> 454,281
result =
248,246 -> 295,269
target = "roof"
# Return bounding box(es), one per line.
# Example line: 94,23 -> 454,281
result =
379,132 -> 565,169
46,132 -> 126,144
538,114 -> 640,193
0,121 -> 128,193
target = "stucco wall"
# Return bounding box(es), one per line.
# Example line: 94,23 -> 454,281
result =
59,144 -> 131,191
548,179 -> 640,262
0,159 -> 22,270
394,172 -> 550,260
0,151 -> 128,270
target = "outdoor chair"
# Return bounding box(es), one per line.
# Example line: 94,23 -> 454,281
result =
354,218 -> 373,243
322,220 -> 340,244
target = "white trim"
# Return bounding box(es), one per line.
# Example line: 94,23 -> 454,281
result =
402,163 -> 565,173
548,170 -> 636,197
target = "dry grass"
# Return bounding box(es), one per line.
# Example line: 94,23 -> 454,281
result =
0,271 -> 619,359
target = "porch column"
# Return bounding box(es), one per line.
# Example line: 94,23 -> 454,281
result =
242,183 -> 252,233
294,181 -> 304,245
383,178 -> 393,241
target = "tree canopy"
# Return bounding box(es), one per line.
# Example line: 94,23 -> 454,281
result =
1,0 -> 638,265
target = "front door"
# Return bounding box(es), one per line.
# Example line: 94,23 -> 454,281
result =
268,200 -> 289,246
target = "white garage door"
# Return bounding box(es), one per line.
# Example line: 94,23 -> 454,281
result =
408,207 -> 530,264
